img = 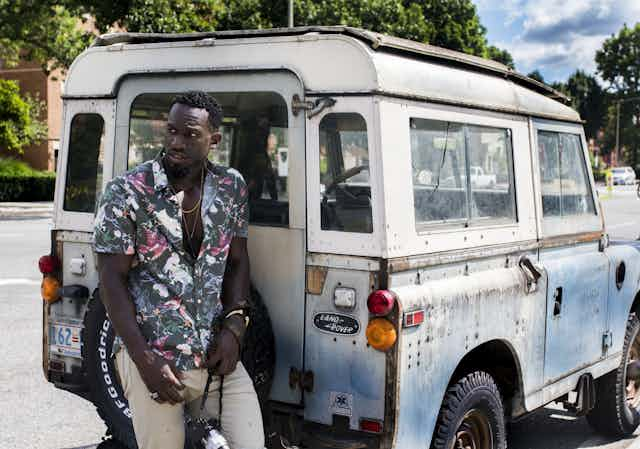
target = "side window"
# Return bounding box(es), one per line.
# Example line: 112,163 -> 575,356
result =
410,118 -> 516,227
319,113 -> 372,233
64,114 -> 105,212
129,92 -> 289,226
538,131 -> 595,217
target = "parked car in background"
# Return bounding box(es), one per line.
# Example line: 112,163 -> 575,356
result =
612,166 -> 637,185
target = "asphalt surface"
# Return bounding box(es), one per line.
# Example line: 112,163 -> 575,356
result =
0,188 -> 639,449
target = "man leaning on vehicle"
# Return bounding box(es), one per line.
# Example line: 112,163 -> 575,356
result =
93,91 -> 264,449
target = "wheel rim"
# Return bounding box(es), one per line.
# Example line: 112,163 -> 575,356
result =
626,332 -> 640,410
453,409 -> 493,449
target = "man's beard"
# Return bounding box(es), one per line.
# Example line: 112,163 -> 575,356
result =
163,151 -> 194,179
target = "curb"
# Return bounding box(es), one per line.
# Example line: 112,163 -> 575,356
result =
0,202 -> 53,219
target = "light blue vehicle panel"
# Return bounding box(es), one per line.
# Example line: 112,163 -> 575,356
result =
390,258 -> 547,448
539,242 -> 609,383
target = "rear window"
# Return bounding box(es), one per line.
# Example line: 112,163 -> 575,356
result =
129,92 -> 289,227
63,114 -> 105,212
410,118 -> 516,228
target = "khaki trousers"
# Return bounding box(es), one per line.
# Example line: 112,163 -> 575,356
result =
115,349 -> 265,449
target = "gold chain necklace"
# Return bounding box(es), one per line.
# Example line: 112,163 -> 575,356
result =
181,167 -> 205,214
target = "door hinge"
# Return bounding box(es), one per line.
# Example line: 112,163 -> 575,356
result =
603,331 -> 613,352
291,94 -> 336,118
289,366 -> 314,392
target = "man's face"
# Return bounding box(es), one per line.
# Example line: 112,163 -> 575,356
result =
164,102 -> 221,178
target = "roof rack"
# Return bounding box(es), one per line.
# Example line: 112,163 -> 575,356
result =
92,26 -> 570,104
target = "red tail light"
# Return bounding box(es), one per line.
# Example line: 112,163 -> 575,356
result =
360,418 -> 383,433
367,290 -> 395,316
38,255 -> 60,274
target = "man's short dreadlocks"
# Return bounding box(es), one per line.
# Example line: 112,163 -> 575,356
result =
170,91 -> 223,130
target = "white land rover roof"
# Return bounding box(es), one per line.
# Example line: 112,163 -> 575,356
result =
64,26 -> 580,122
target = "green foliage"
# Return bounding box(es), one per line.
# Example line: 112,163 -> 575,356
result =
0,174 -> 56,201
527,70 -> 545,83
0,157 -> 40,176
0,1 -> 93,73
0,158 -> 55,201
486,45 -> 514,69
596,23 -> 640,166
561,70 -> 607,140
66,0 -> 510,66
0,79 -> 48,154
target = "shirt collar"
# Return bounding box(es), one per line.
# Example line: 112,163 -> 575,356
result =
152,152 -> 170,192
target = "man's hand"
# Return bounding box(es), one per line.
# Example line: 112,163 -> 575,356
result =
206,328 -> 240,375
135,350 -> 185,405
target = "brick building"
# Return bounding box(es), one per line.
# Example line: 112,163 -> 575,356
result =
0,59 -> 63,172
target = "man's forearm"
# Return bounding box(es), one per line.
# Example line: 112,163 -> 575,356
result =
221,258 -> 250,311
100,270 -> 150,364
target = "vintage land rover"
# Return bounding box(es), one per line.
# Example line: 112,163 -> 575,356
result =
40,27 -> 640,449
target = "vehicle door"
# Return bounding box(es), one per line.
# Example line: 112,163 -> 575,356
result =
115,71 -> 306,405
303,97 -> 387,428
532,119 -> 609,384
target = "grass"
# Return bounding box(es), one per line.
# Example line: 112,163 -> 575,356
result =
0,157 -> 54,177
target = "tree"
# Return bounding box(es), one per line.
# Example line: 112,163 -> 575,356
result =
0,0 -> 93,73
596,23 -> 640,167
0,80 -> 47,153
564,70 -> 607,140
486,45 -> 514,69
527,70 -> 545,83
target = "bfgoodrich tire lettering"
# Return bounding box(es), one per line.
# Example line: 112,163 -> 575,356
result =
587,314 -> 640,436
431,371 -> 507,449
83,295 -> 137,449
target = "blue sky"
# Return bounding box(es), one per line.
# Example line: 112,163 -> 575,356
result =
474,0 -> 640,83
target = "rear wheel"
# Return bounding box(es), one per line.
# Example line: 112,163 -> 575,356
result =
430,371 -> 507,449
587,314 -> 640,436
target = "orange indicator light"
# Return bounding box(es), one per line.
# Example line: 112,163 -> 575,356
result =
366,318 -> 397,352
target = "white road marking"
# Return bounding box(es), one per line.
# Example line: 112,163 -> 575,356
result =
0,278 -> 40,286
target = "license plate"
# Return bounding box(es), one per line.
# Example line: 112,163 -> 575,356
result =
49,322 -> 83,358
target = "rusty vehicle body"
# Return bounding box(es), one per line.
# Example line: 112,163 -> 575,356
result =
40,27 -> 640,449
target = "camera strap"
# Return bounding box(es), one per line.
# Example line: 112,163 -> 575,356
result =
200,371 -> 224,422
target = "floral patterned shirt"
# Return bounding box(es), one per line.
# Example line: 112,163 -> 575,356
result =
93,155 -> 249,371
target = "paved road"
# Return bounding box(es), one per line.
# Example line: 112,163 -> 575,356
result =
0,188 -> 639,449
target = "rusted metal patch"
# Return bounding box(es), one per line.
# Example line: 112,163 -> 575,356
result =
306,265 -> 328,294
540,231 -> 602,249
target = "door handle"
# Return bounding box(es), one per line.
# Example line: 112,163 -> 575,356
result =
519,255 -> 542,294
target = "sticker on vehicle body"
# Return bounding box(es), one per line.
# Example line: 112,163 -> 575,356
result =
329,391 -> 353,417
313,312 -> 360,335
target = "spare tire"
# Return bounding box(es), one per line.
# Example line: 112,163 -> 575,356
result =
83,292 -> 137,449
83,287 -> 276,449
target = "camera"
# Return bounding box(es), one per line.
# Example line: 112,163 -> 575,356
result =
185,415 -> 230,449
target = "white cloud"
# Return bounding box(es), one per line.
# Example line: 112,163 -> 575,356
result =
485,0 -> 640,81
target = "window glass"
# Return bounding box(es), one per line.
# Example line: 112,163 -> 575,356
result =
319,113 -> 372,233
467,125 -> 515,221
64,114 -> 105,212
538,131 -> 595,217
129,92 -> 289,226
410,118 -> 516,226
410,119 -> 466,222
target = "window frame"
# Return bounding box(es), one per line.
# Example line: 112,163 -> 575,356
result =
55,99 -> 116,231
114,71 -> 305,230
379,98 -> 537,259
409,117 -> 518,230
306,96 -> 383,256
532,119 -> 601,238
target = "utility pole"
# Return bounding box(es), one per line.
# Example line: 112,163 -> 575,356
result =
288,0 -> 294,27
614,96 -> 640,166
